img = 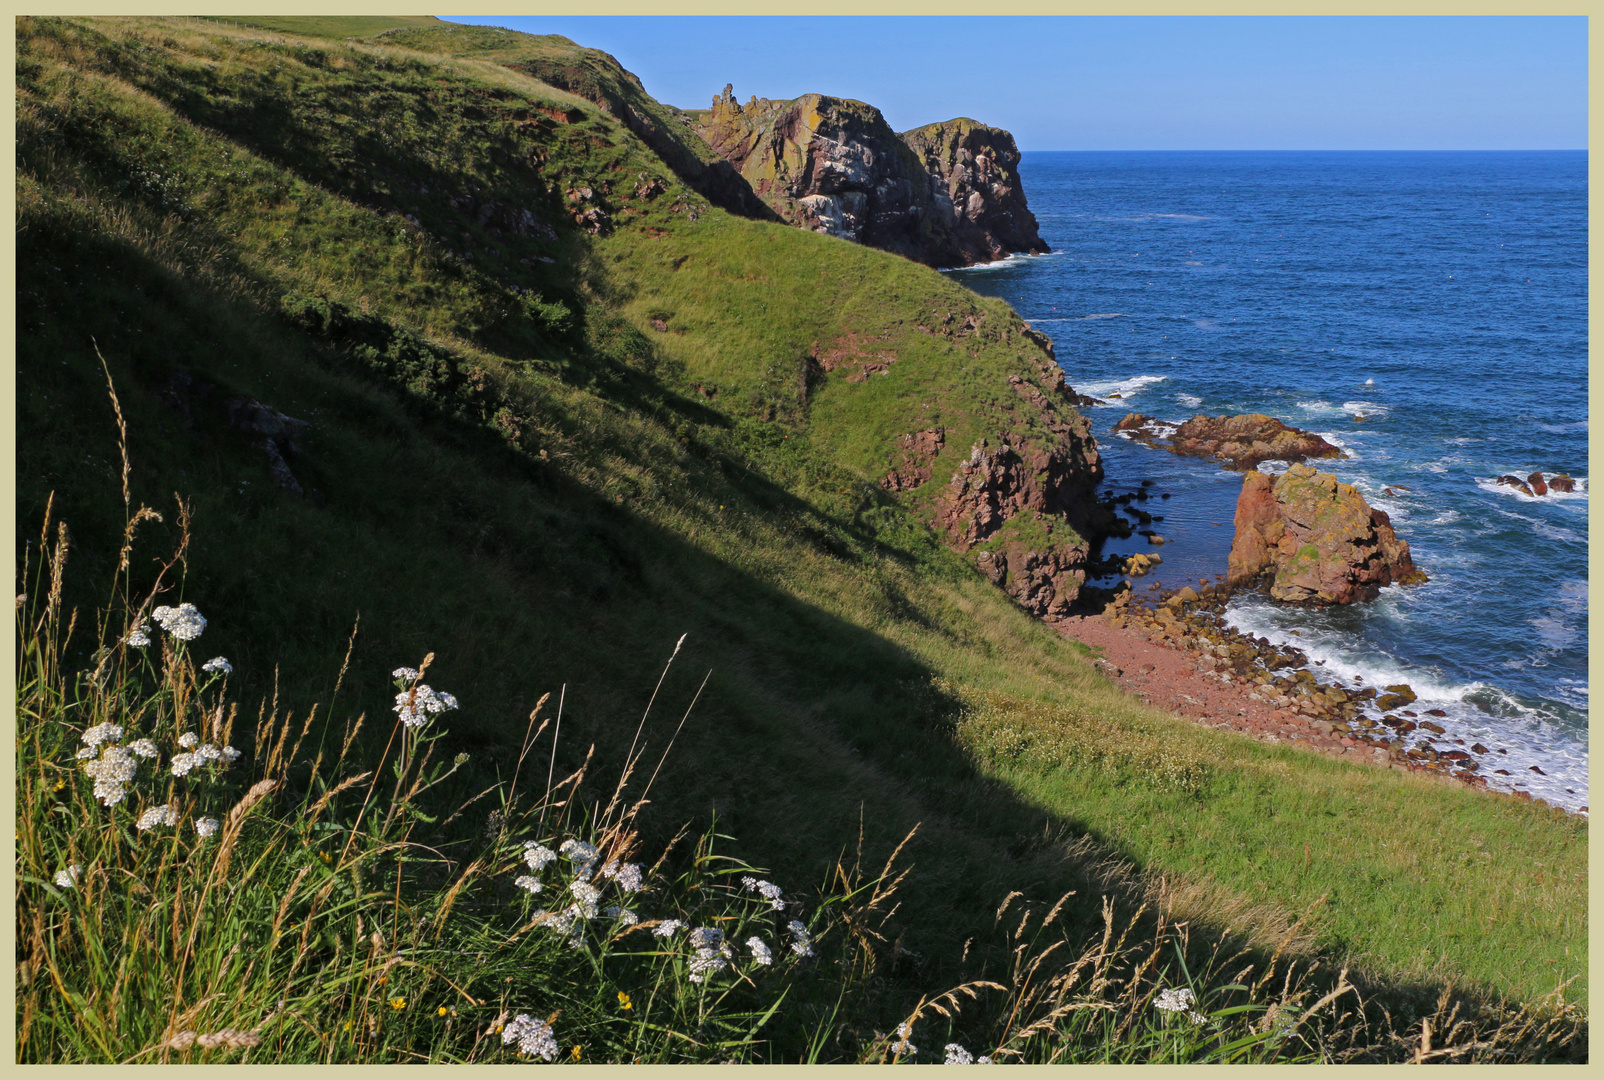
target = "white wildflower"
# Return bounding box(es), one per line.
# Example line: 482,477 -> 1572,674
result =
75,746 -> 96,760
151,602 -> 206,641
688,926 -> 723,950
599,859 -> 645,893
788,919 -> 815,958
978,1056 -> 994,1064
741,875 -> 785,909
392,666 -> 420,681
201,656 -> 233,675
747,936 -> 773,966
82,744 -> 139,806
393,683 -> 457,727
500,1013 -> 559,1061
53,864 -> 82,889
559,838 -> 598,863
169,753 -> 198,777
891,1021 -> 917,1057
570,880 -> 601,918
513,875 -> 542,894
136,803 -> 180,831
194,744 -> 224,763
603,905 -> 639,927
652,918 -> 686,938
193,817 -> 220,839
124,621 -> 152,647
177,731 -> 199,749
540,906 -> 579,936
1154,987 -> 1199,1016
944,1043 -> 974,1065
222,745 -> 241,762
128,738 -> 159,759
688,948 -> 727,983
80,722 -> 124,748
521,842 -> 557,871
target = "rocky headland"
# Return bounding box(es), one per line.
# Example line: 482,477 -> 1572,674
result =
1114,412 -> 1346,471
1227,464 -> 1425,605
690,86 -> 1047,268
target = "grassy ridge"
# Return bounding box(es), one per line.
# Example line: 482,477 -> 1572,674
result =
14,13 -> 1586,1045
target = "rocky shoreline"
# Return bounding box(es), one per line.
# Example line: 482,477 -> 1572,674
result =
1057,577 -> 1581,816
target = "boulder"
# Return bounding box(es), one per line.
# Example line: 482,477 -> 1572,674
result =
1227,464 -> 1426,605
1114,412 -> 1345,471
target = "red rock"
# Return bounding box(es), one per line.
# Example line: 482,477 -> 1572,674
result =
1527,471 -> 1548,496
1529,765 -> 1547,776
1497,474 -> 1534,495
1548,474 -> 1577,493
1471,743 -> 1490,754
1227,465 -> 1425,604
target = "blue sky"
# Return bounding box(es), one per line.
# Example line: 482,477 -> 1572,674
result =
443,16 -> 1586,151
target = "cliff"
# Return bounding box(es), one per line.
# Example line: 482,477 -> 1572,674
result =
690,86 -> 1047,268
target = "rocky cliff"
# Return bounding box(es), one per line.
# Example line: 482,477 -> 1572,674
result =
691,86 -> 1047,268
901,118 -> 1049,264
1227,464 -> 1426,605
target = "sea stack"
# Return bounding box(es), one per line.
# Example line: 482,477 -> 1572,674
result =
1228,464 -> 1425,605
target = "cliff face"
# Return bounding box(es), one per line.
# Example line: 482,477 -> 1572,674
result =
901,118 -> 1049,264
692,87 -> 1047,268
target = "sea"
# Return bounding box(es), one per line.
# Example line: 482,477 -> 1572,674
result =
948,151 -> 1588,814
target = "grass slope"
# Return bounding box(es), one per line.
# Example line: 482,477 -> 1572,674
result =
15,13 -> 1586,1034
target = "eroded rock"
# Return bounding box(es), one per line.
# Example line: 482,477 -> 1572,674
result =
1227,464 -> 1426,604
1115,412 -> 1345,472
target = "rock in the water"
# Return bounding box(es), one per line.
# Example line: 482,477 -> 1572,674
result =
1548,473 -> 1577,493
1497,474 -> 1534,495
1527,471 -> 1549,497
1227,464 -> 1426,604
1114,412 -> 1345,472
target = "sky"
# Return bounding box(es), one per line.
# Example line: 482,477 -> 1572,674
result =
443,16 -> 1586,151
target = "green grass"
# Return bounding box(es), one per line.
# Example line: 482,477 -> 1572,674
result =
14,14 -> 1587,1060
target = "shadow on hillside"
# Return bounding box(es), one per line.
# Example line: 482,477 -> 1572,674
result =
14,215 -> 1574,1058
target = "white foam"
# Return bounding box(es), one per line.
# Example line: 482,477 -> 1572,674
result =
943,252 -> 1040,273
1027,313 -> 1125,322
1341,400 -> 1389,420
1363,378 -> 1375,385
1476,474 -> 1589,502
1074,373 -> 1168,405
1177,393 -> 1202,408
1255,459 -> 1293,476
1496,509 -> 1585,545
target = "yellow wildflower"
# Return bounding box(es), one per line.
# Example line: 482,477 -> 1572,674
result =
570,1045 -> 583,1061
390,997 -> 406,1011
437,1006 -> 450,1017
617,991 -> 633,1011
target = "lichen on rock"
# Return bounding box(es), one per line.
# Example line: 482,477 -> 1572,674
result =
1227,464 -> 1425,605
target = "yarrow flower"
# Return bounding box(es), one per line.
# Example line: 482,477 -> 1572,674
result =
599,859 -> 645,893
688,926 -> 723,950
392,666 -> 420,682
944,1043 -> 973,1065
687,926 -> 731,983
123,621 -> 152,647
170,753 -> 199,777
741,875 -> 785,910
222,745 -> 242,762
501,1014 -> 559,1061
559,838 -> 598,878
393,683 -> 458,728
178,732 -> 199,749
570,881 -> 601,918
652,919 -> 686,938
513,875 -> 542,894
521,842 -> 557,871
136,803 -> 181,831
53,864 -> 82,889
75,746 -> 97,761
82,744 -> 139,806
152,602 -> 206,641
603,905 -> 639,927
128,738 -> 159,759
891,1021 -> 917,1057
1154,987 -> 1206,1023
787,919 -> 815,958
201,656 -> 233,675
80,723 -> 124,748
747,936 -> 773,966
194,817 -> 220,839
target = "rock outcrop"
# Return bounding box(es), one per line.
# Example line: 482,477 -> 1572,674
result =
690,87 -> 1046,268
1115,412 -> 1346,472
1228,464 -> 1425,605
1495,471 -> 1581,496
900,118 -> 1049,264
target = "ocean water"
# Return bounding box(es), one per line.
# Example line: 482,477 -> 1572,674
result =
949,151 -> 1587,813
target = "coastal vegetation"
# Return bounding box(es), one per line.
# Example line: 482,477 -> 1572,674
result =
15,15 -> 1586,1062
